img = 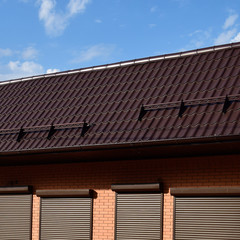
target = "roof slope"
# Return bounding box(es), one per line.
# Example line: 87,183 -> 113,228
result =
0,42 -> 240,153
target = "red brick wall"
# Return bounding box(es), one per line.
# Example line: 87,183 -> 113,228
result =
0,154 -> 239,240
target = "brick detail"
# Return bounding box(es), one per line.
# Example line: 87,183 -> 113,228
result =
32,195 -> 40,240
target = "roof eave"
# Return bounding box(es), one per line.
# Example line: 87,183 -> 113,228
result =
0,134 -> 240,157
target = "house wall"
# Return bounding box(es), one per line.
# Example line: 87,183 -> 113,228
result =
0,154 -> 239,240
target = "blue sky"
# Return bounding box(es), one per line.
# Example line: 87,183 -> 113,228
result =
0,0 -> 240,81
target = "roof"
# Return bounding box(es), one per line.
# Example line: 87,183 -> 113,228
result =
0,42 -> 240,155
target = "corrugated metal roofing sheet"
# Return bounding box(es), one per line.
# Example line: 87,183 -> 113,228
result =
0,42 -> 240,153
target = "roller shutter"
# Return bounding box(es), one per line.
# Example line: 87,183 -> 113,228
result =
116,193 -> 162,240
174,197 -> 240,240
40,197 -> 92,240
0,194 -> 32,240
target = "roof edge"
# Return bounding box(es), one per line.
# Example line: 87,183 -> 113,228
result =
1,134 -> 240,157
1,42 -> 240,85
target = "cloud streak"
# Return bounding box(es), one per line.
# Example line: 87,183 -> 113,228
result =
214,13 -> 240,45
223,14 -> 238,29
95,19 -> 102,24
215,28 -> 237,45
150,6 -> 157,13
231,33 -> 240,42
0,48 -> 13,58
182,29 -> 212,51
184,12 -> 240,50
38,0 -> 91,37
72,44 -> 115,63
22,46 -> 38,60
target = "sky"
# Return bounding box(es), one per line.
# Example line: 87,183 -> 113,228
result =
0,0 -> 240,81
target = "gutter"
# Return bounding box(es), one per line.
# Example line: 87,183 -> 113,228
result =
0,134 -> 240,157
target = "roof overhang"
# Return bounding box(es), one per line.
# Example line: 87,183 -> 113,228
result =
0,135 -> 239,166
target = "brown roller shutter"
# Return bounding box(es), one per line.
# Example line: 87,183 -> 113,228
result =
174,197 -> 240,240
115,193 -> 162,240
40,197 -> 92,240
0,194 -> 32,240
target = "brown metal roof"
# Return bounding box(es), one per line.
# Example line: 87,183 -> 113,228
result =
0,42 -> 240,154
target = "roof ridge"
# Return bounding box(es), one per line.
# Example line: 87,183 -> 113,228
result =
0,41 -> 240,86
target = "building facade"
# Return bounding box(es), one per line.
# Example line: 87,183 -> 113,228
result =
0,42 -> 240,239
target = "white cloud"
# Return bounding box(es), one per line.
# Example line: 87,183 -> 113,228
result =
214,28 -> 237,45
188,30 -> 202,37
149,24 -> 157,28
8,61 -> 43,74
67,0 -> 90,16
213,13 -> 240,45
38,0 -> 67,37
22,46 -> 38,60
173,0 -> 190,7
38,0 -> 91,37
95,19 -> 102,24
0,46 -> 39,60
72,44 -> 115,63
0,48 -> 13,57
46,68 -> 60,73
182,29 -> 212,51
223,14 -> 238,29
188,29 -> 211,39
150,6 -> 157,12
0,46 -> 54,81
231,32 -> 240,42
0,60 -> 44,81
184,12 -> 240,49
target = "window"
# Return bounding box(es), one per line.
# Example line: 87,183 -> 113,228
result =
37,189 -> 93,240
0,186 -> 32,240
171,187 -> 240,240
112,183 -> 163,240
